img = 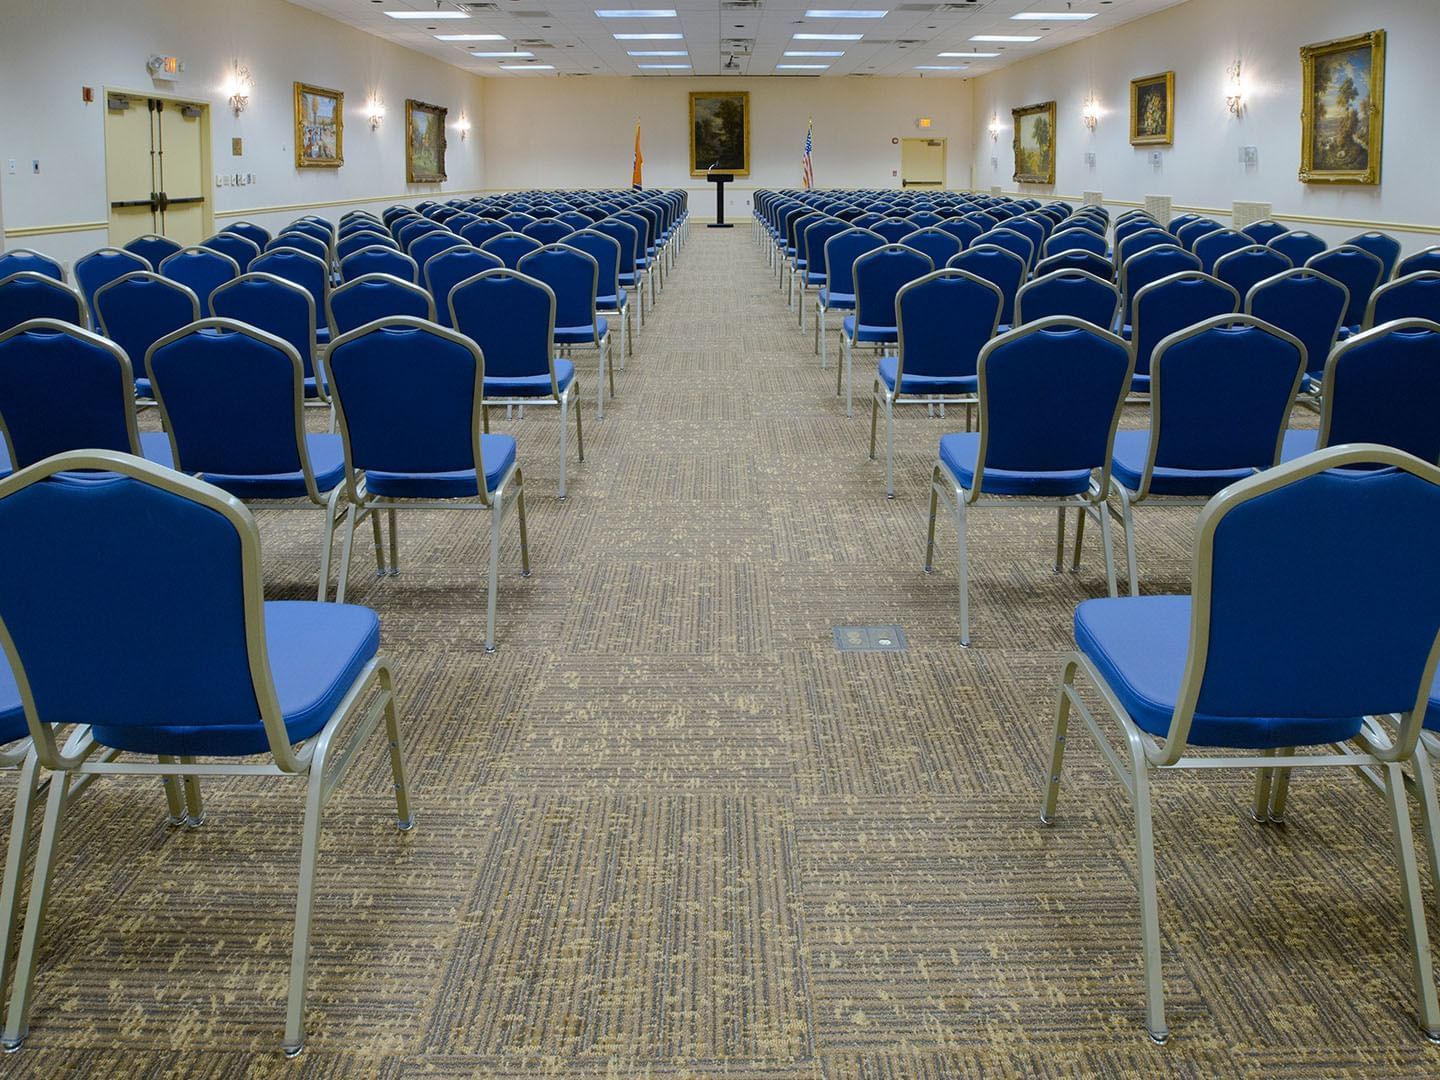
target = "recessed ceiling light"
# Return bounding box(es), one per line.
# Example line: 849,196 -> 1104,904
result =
595,8 -> 677,16
915,65 -> 965,70
784,50 -> 844,56
803,8 -> 886,16
777,63 -> 830,69
793,32 -> 862,40
938,51 -> 998,58
970,34 -> 1041,42
500,63 -> 553,69
613,32 -> 684,39
385,10 -> 468,19
437,34 -> 506,41
471,50 -> 532,57
628,49 -> 687,56
1012,11 -> 1096,19
637,63 -> 691,69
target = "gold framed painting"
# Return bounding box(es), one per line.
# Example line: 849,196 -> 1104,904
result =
1129,71 -> 1174,146
1012,101 -> 1056,185
689,91 -> 750,177
1300,29 -> 1385,184
294,82 -> 343,168
405,99 -> 448,184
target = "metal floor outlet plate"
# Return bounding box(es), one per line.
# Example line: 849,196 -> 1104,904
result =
832,625 -> 908,652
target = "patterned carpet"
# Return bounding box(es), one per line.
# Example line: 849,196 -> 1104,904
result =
6,224 -> 1439,1078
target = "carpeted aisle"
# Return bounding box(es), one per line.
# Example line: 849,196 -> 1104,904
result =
7,224 -> 1432,1079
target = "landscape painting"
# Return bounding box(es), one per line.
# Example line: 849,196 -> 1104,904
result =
1130,71 -> 1174,146
406,99 -> 448,184
294,82 -> 343,168
689,91 -> 750,177
1012,101 -> 1056,185
1300,30 -> 1385,184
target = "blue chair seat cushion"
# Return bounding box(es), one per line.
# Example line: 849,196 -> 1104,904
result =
938,432 -> 1092,497
484,359 -> 576,398
0,652 -> 25,746
818,288 -> 855,311
1075,595 -> 1364,749
0,438 -> 11,482
878,355 -> 977,396
596,291 -> 628,311
618,273 -> 640,288
138,431 -> 175,469
315,327 -> 331,346
555,316 -> 608,345
200,433 -> 345,500
842,315 -> 897,344
135,377 -> 155,399
805,272 -> 826,285
1280,428 -> 1320,463
1109,430 -> 1255,497
364,433 -> 517,498
90,601 -> 381,757
1130,373 -> 1151,394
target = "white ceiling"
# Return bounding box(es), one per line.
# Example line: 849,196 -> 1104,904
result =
286,0 -> 1191,78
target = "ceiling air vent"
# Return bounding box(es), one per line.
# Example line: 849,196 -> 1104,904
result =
722,38 -> 754,54
722,0 -> 762,8
897,3 -> 938,9
935,2 -> 985,11
513,39 -> 555,48
510,10 -> 553,17
459,3 -> 501,11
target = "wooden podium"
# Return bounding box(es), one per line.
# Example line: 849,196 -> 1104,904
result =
706,173 -> 734,228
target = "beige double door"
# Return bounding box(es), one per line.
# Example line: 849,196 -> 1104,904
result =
105,93 -> 210,248
900,137 -> 946,189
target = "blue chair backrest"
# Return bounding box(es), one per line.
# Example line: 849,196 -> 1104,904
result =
340,245 -> 417,284
1244,268 -> 1349,378
268,231 -> 329,263
1004,216 -> 1047,254
1035,250 -> 1114,282
1149,316 -> 1303,473
974,228 -> 1034,271
0,320 -> 141,467
449,270 -> 557,386
74,248 -> 151,324
899,229 -> 962,269
124,235 -> 183,269
557,212 -> 594,232
1176,218 -> 1223,251
1190,447 -> 1440,724
1131,271 -> 1240,377
0,249 -> 64,283
592,219 -> 640,277
499,212 -> 537,232
976,319 -> 1132,476
895,269 -> 1003,383
459,219 -> 512,247
1045,228 -> 1107,258
517,245 -> 599,333
336,231 -> 396,262
1016,269 -> 1120,330
823,229 -> 885,297
1114,218 -> 1163,247
201,232 -> 261,273
800,219 -> 848,278
226,221 -> 271,249
1058,215 -> 1105,236
947,245 -> 1026,326
1242,220 -> 1288,245
1213,245 -> 1292,302
1366,272 -> 1440,329
522,220 -> 574,245
1346,231 -> 1401,282
564,231 -> 622,303
328,274 -> 434,337
286,219 -> 332,246
871,219 -> 916,245
615,210 -> 654,253
0,273 -> 85,334
1116,228 -> 1175,268
211,273 -> 317,379
1193,229 -> 1250,274
409,231 -> 469,271
398,219 -> 447,250
1308,246 -> 1384,327
1396,246 -> 1440,280
937,217 -> 982,249
1121,245 -> 1201,323
906,212 -> 943,230
1318,320 -> 1440,462
147,320 -> 308,479
853,245 -> 934,330
1267,231 -> 1326,267
93,272 -> 200,381
327,319 -> 491,480
425,248 -> 504,329
481,232 -> 544,270
160,247 -> 240,316
251,248 -> 328,312
1168,213 -> 1201,234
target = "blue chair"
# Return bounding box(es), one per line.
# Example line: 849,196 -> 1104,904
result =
340,244 -> 418,284
225,220 -> 271,249
327,274 -> 435,338
898,228 -> 963,273
1176,218 -> 1223,251
1115,228 -> 1175,268
1268,230 -> 1327,266
1193,228 -> 1250,274
593,218 -> 647,326
326,318 -> 529,649
937,217 -> 983,249
1128,271 -> 1240,394
1242,219 -> 1289,245
924,318 -> 1133,646
1057,215 -> 1106,238
1308,245 -> 1385,332
409,231 -> 469,272
268,231 -> 330,264
973,228 -> 1035,272
1003,216 -> 1047,260
459,218 -> 510,247
1346,231 -> 1402,282
450,269 -> 584,499
1114,217 -> 1163,247
840,245 -> 934,418
1045,228 -> 1108,259
871,219 -> 916,245
817,229 -> 884,370
870,269 -> 1003,496
785,213 -> 827,308
1108,315 -> 1304,593
396,219 -> 447,253
146,319 -> 352,601
286,218 -> 333,246
1167,213 -> 1201,234
336,230 -> 396,262
1016,269 -> 1120,331
1365,272 -> 1440,329
1119,245 -> 1202,328
0,272 -> 86,334
0,319 -> 174,468
252,248 -> 330,343
92,271 -> 200,398
615,210 -> 660,305
517,245 -> 612,420
159,247 -> 240,316
557,211 -> 594,233
1041,443 -> 1440,1046
0,449 -> 412,1057
906,212 -> 944,231
424,247 -> 503,329
124,234 -> 183,269
499,212 -> 537,232
793,218 -> 849,332
0,250 -> 63,284
212,272 -> 331,413
564,229 -> 632,371
481,231 -> 544,270
947,244 -> 1026,329
1212,244 -> 1292,301
73,247 -> 150,328
1281,320 -> 1440,465
522,220 -> 573,245
1244,267 -> 1349,394
1396,246 -> 1440,280
1035,250 -> 1114,282
201,231 -> 262,273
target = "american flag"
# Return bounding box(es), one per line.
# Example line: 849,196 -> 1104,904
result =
802,120 -> 814,189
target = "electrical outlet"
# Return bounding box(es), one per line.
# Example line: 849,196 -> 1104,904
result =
31,160 -> 40,174
6,159 -> 14,175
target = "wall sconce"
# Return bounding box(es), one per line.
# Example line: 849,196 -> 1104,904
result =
366,96 -> 386,130
988,114 -> 1001,141
1225,60 -> 1245,115
456,113 -> 471,142
224,62 -> 253,117
1082,96 -> 1100,132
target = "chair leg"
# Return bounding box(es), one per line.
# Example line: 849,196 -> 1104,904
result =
1053,509 -> 1066,573
370,508 -> 386,578
1268,751 -> 1294,822
1040,659 -> 1077,823
336,503 -> 358,605
1115,485 -> 1140,597
1412,744 -> 1440,899
387,510 -> 399,577
158,755 -> 186,825
1070,507 -> 1086,572
2,771 -> 73,1051
484,500 -> 502,653
0,752 -> 42,1009
596,345 -> 606,422
318,488 -> 344,603
379,663 -> 415,831
179,757 -> 204,828
574,393 -> 585,464
1128,736 -> 1168,1045
282,760 -> 327,1058
954,495 -> 971,648
868,385 -> 880,462
1251,748 -> 1278,823
924,466 -> 941,574
515,469 -> 531,579
1381,759 -> 1440,1040
1097,501 -> 1119,598
558,392 -> 570,501
884,395 -> 896,499
818,307 -> 827,367
606,336 -> 615,400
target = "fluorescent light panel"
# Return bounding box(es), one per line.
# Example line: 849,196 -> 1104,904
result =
613,32 -> 684,39
595,8 -> 677,16
500,63 -> 553,69
803,8 -> 886,16
471,50 -> 532,57
638,63 -> 690,69
793,32 -> 862,40
915,65 -> 965,70
777,63 -> 829,69
784,50 -> 844,56
627,49 -> 687,55
385,10 -> 469,18
938,51 -> 998,58
1012,11 -> 1096,19
970,34 -> 1040,42
436,34 -> 505,41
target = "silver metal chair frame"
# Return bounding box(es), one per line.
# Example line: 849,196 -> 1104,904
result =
814,228 -> 883,371
0,271 -> 88,330
840,244 -> 934,419
518,244 -> 612,422
569,229 -> 632,372
1363,271 -> 1440,331
339,245 -> 419,285
214,271 -> 335,428
1243,267 -> 1350,410
93,271 -> 202,407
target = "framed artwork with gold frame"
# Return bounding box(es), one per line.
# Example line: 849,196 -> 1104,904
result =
405,99 -> 448,184
689,91 -> 750,177
293,82 -> 343,168
1129,71 -> 1174,146
1012,100 -> 1056,185
1300,29 -> 1385,184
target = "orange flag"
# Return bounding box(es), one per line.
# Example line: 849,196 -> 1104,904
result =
632,121 -> 643,189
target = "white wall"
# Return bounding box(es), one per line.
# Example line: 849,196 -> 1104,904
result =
969,0 -> 1440,252
481,76 -> 974,220
0,0 -> 486,265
